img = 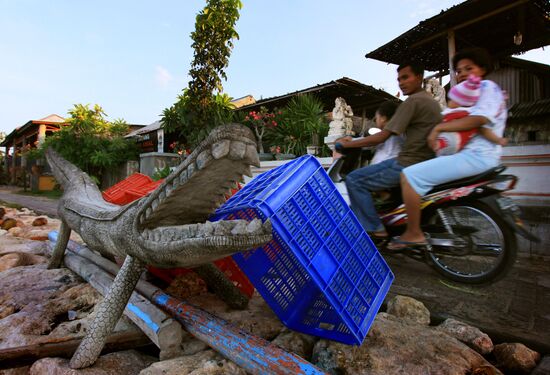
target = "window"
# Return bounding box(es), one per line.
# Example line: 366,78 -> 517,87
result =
527,130 -> 538,142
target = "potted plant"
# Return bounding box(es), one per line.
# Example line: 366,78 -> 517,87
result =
271,143 -> 296,160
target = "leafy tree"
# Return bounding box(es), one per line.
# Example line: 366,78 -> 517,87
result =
34,104 -> 138,185
162,0 -> 242,147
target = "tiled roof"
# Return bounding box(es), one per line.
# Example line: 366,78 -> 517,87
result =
34,114 -> 65,123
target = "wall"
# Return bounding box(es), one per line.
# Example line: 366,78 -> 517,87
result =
101,161 -> 140,190
139,152 -> 180,178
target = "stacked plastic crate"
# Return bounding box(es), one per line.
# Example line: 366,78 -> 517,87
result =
212,155 -> 394,345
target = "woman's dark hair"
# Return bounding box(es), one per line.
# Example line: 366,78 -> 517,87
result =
376,100 -> 399,119
452,47 -> 493,76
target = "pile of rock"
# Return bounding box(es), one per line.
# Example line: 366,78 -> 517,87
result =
0,205 -> 547,375
0,206 -> 81,243
311,295 -> 543,374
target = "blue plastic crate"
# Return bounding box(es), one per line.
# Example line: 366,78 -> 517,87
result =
211,155 -> 394,345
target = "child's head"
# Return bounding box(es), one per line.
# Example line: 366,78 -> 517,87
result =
448,74 -> 481,108
375,101 -> 399,129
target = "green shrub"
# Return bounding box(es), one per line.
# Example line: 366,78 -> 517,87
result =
32,104 -> 138,186
152,165 -> 172,181
266,94 -> 328,156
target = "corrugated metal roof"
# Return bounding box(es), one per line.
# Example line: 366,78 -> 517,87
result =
238,77 -> 399,118
365,0 -> 550,72
508,98 -> 550,119
125,120 -> 162,138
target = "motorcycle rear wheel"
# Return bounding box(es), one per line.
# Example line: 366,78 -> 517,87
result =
424,200 -> 517,284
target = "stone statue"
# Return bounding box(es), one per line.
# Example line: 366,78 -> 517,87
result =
46,124 -> 272,369
425,78 -> 447,109
324,97 -> 354,149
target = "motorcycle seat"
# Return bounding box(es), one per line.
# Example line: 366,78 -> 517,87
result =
428,165 -> 507,194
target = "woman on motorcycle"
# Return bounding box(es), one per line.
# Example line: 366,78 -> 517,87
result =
388,48 -> 507,250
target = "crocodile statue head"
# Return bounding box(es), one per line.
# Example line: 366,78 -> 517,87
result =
46,123 -> 272,368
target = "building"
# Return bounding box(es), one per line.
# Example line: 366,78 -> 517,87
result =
238,77 -> 399,134
1,114 -> 67,190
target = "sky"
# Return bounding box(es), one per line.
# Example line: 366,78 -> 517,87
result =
0,0 -> 548,135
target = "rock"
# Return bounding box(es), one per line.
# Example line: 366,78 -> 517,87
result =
0,253 -> 26,272
0,367 -> 31,375
29,236 -> 49,241
179,331 -> 210,356
15,220 -> 24,228
165,272 -> 208,300
271,329 -> 317,359
30,350 -> 156,375
0,304 -> 16,319
311,312 -> 501,375
0,207 -> 6,218
140,349 -> 246,375
532,355 -> 550,375
0,253 -> 46,272
472,365 -> 502,375
494,342 -> 540,374
187,293 -> 285,340
386,295 -> 430,325
31,217 -> 48,226
0,265 -> 95,348
0,237 -> 48,257
0,229 -> 7,236
436,318 -> 493,354
1,218 -> 17,231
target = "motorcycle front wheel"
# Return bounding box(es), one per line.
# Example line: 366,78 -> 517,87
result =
424,200 -> 517,284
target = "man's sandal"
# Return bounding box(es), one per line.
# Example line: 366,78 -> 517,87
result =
386,233 -> 431,251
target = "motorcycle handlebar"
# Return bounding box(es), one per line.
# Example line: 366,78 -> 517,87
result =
335,142 -> 354,155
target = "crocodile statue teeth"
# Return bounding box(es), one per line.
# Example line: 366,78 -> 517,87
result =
46,123 -> 272,369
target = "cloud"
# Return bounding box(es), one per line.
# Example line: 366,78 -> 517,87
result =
155,65 -> 173,88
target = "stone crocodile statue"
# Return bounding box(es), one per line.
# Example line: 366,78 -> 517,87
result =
46,124 -> 272,369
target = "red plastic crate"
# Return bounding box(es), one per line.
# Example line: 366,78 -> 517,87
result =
103,175 -> 253,298
125,179 -> 164,201
102,173 -> 153,205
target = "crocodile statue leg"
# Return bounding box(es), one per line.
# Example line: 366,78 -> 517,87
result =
70,255 -> 145,369
194,263 -> 250,310
47,219 -> 71,269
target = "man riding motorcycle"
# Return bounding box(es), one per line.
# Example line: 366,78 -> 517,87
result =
336,61 -> 441,241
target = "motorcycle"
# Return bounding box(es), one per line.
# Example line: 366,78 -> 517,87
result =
328,146 -> 539,284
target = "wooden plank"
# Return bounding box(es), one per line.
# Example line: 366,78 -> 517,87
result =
0,331 -> 151,369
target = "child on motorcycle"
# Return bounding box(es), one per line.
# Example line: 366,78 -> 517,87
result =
370,101 -> 402,203
371,101 -> 402,165
435,74 -> 507,156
